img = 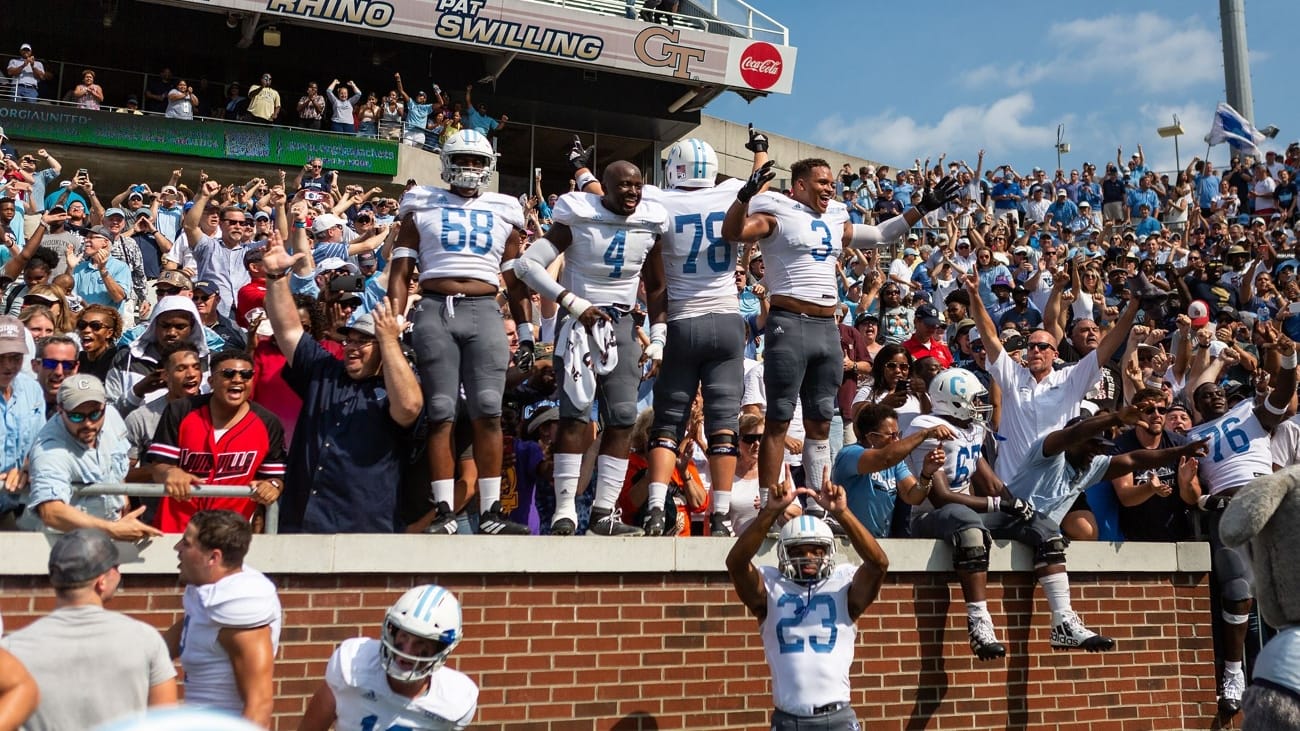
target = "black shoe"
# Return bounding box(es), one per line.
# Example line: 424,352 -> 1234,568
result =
968,615 -> 1007,661
550,517 -> 576,536
478,502 -> 530,535
709,513 -> 735,537
1218,666 -> 1245,717
589,507 -> 644,536
422,501 -> 458,535
642,507 -> 666,536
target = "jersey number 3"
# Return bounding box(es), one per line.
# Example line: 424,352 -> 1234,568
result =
675,212 -> 730,273
809,220 -> 833,262
440,208 -> 494,255
775,594 -> 838,654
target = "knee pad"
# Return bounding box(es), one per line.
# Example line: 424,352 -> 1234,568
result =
649,435 -> 679,455
1222,578 -> 1254,605
1215,547 -> 1255,602
1035,535 -> 1069,567
426,394 -> 458,423
606,401 -> 639,429
706,432 -> 738,457
951,528 -> 990,572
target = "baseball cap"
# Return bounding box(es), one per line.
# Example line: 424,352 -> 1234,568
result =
84,226 -> 114,242
854,311 -> 879,327
315,257 -> 359,276
1056,189 -> 1067,197
253,210 -> 270,221
48,528 -> 119,588
22,290 -> 58,305
0,316 -> 24,356
955,318 -> 977,335
242,246 -> 266,265
1188,300 -> 1211,327
991,275 -> 1013,290
903,246 -> 919,256
1012,285 -> 1028,296
1013,246 -> 1030,256
1078,200 -> 1091,208
526,406 -> 559,438
19,44 -> 31,52
906,234 -> 919,242
160,185 -> 179,195
337,312 -> 377,338
357,251 -> 378,267
126,95 -> 139,105
58,374 -> 107,410
311,213 -> 347,234
156,270 -> 193,290
915,304 -> 941,327
1252,217 -> 1266,226
193,280 -> 220,297
104,207 -> 127,219
127,191 -> 144,201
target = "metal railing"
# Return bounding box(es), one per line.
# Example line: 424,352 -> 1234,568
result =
523,0 -> 788,44
692,0 -> 787,44
79,483 -> 280,534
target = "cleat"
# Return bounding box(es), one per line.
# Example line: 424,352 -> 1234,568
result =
478,502 -> 530,535
968,615 -> 1007,661
642,507 -> 666,536
589,507 -> 644,536
1050,610 -> 1115,652
1218,666 -> 1245,717
550,517 -> 576,536
709,513 -> 735,537
422,502 -> 459,535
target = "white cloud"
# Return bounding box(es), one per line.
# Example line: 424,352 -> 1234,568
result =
960,12 -> 1220,92
813,92 -> 1062,165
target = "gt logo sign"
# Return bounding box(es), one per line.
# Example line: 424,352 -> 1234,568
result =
633,27 -> 706,79
737,41 -> 782,90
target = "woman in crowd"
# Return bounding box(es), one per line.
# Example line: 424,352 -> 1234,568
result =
165,79 -> 197,120
852,344 -> 921,433
326,79 -> 361,134
729,412 -> 798,535
74,303 -> 121,381
23,284 -> 75,334
221,82 -> 246,120
74,69 -> 104,111
357,93 -> 380,137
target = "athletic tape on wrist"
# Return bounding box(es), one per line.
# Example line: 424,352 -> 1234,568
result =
392,246 -> 418,260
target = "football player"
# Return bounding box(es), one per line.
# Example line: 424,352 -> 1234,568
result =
1186,327 -> 1298,717
513,161 -> 668,536
569,127 -> 771,536
299,584 -> 477,730
903,368 -> 1114,660
389,129 -> 533,536
726,468 -> 888,729
721,160 -> 959,528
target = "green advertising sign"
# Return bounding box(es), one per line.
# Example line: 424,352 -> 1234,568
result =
0,101 -> 398,176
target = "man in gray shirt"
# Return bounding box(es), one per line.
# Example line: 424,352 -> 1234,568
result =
1,528 -> 177,730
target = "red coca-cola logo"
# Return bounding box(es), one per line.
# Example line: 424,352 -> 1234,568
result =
738,42 -> 783,90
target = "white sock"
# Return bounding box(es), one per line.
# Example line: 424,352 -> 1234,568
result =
712,490 -> 731,515
648,481 -> 668,510
802,439 -> 831,490
965,600 -> 991,620
1225,660 -> 1243,675
429,479 -> 455,507
1038,572 -> 1072,615
478,477 -> 501,513
552,453 -> 582,524
593,455 -> 629,512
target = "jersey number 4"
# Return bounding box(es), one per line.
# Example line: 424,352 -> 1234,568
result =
440,208 -> 495,255
361,716 -> 413,731
604,230 -> 627,278
775,594 -> 838,654
675,212 -> 730,273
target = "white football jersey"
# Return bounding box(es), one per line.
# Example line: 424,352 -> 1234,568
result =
1188,399 -> 1273,494
750,192 -> 850,306
179,568 -> 282,715
759,564 -> 856,716
643,179 -> 745,319
399,187 -> 525,286
554,192 -> 668,308
904,413 -> 987,515
327,637 -> 477,730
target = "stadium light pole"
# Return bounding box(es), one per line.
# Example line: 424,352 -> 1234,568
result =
1055,125 -> 1070,171
1157,115 -> 1185,172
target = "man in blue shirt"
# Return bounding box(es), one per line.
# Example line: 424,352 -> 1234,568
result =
1125,177 -> 1159,223
0,314 -> 45,522
990,173 -> 1023,224
1191,159 -> 1221,217
72,228 -> 131,313
464,84 -> 507,138
1133,206 -> 1163,239
1045,189 -> 1079,231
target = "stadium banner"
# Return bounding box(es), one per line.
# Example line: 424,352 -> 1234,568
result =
0,101 -> 400,175
143,0 -> 796,95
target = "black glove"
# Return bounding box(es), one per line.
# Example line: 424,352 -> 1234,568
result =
918,175 -> 962,215
999,496 -> 1036,523
515,340 -> 535,372
737,160 -> 776,204
745,123 -> 769,154
568,135 -> 595,173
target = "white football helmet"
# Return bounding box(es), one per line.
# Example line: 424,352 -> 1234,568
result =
777,516 -> 836,583
380,584 -> 463,682
664,138 -> 719,189
440,129 -> 496,191
930,367 -> 992,423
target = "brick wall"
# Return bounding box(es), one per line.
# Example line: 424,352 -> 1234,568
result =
0,567 -> 1224,730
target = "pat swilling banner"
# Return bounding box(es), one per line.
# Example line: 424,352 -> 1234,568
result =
147,0 -> 795,94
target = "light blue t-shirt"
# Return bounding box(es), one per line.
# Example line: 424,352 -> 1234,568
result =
72,258 -> 133,312
0,372 -> 46,471
833,444 -> 910,538
1007,434 -> 1110,525
18,408 -> 130,531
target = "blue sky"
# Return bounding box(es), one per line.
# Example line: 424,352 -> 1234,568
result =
706,1 -> 1296,176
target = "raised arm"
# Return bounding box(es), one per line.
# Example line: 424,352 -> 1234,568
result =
1093,295 -> 1140,365
261,230 -> 307,359
961,266 -> 1004,363
372,299 -> 422,428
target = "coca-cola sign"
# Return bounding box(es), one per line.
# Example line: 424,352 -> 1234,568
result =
737,42 -> 783,90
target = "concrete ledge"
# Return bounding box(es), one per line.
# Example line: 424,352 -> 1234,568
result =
0,534 -> 1210,577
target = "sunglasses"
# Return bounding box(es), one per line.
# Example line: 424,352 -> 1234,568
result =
193,294 -> 214,303
869,431 -> 902,440
218,368 -> 255,380
970,342 -> 985,353
223,219 -> 251,226
155,287 -> 182,297
40,358 -> 76,370
341,338 -> 376,349
1026,342 -> 1055,352
1142,406 -> 1169,416
740,433 -> 763,444
75,320 -> 109,331
884,362 -> 910,371
65,409 -> 105,423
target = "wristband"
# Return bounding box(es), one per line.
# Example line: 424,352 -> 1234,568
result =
1282,351 -> 1298,370
293,221 -> 306,229
517,322 -> 535,344
1263,395 -> 1289,415
558,291 -> 593,319
391,246 -> 418,261
575,171 -> 598,190
986,496 -> 995,514
649,322 -> 667,346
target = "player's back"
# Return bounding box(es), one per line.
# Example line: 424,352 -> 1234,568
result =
329,637 -> 478,730
750,192 -> 848,307
645,179 -> 745,317
554,191 -> 667,308
400,187 -> 525,285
